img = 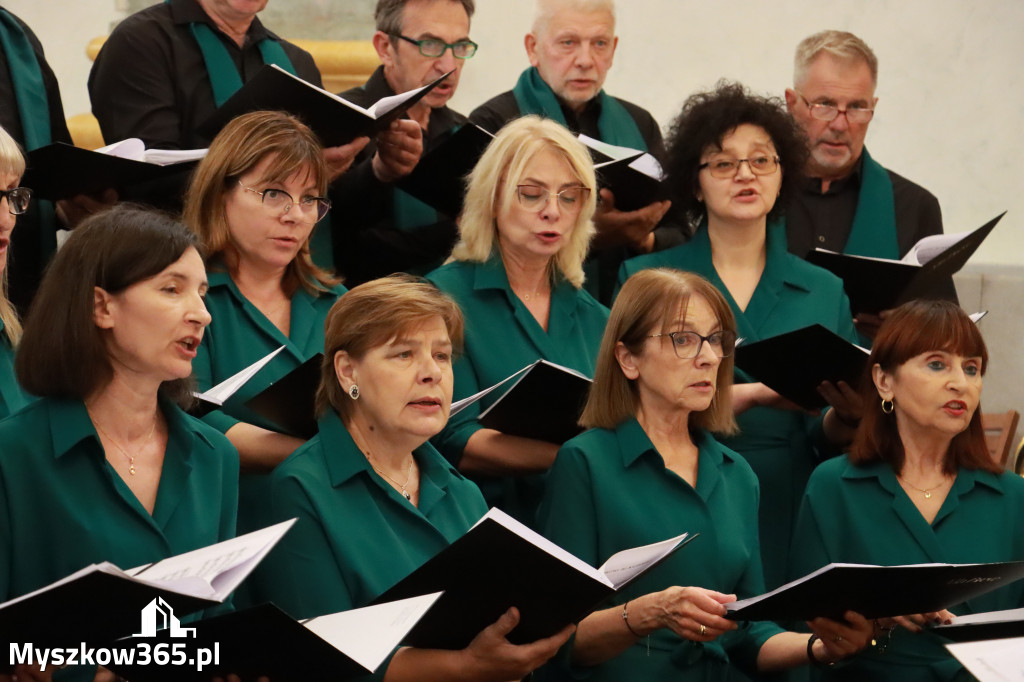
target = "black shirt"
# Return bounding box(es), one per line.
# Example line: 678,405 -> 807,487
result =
88,0 -> 321,150
785,153 -> 956,301
329,66 -> 466,286
0,8 -> 71,312
469,88 -> 684,304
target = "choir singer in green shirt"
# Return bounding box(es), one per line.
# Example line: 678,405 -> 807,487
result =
248,275 -> 571,681
184,111 -> 345,534
0,124 -> 33,419
427,115 -> 609,524
0,206 -> 238,677
539,268 -> 871,680
790,300 -> 1024,681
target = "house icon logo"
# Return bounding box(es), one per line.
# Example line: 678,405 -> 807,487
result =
132,597 -> 196,638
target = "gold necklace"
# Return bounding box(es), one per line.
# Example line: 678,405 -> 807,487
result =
91,416 -> 158,476
897,475 -> 951,500
366,451 -> 416,501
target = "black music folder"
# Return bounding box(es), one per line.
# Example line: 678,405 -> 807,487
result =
726,561 -> 1024,622
932,608 -> 1024,642
734,325 -> 869,411
397,123 -> 494,218
106,594 -> 441,682
806,212 -> 1004,315
0,521 -> 294,648
243,353 -> 322,440
23,142 -> 201,202
372,508 -> 695,650
450,359 -> 592,444
198,65 -> 451,147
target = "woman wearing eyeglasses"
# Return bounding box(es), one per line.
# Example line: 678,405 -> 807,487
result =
0,125 -> 32,419
618,82 -> 860,589
427,115 -> 609,526
538,268 -> 871,680
184,110 -> 344,535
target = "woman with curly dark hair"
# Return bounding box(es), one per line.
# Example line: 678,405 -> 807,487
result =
618,81 -> 861,588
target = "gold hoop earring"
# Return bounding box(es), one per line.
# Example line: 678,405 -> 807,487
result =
881,398 -> 894,414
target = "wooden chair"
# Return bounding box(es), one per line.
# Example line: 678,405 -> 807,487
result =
981,410 -> 1019,468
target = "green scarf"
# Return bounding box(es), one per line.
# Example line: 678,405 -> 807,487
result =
843,148 -> 899,259
511,67 -> 646,150
0,9 -> 51,150
170,0 -> 297,107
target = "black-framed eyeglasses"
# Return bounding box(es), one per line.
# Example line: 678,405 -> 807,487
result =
648,330 -> 737,359
238,182 -> 331,223
795,91 -> 874,124
515,185 -> 592,213
391,34 -> 478,59
699,156 -> 780,179
0,187 -> 32,215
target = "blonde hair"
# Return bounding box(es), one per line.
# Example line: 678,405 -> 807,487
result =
182,110 -> 338,296
794,30 -> 878,88
451,115 -> 596,288
580,268 -> 737,434
317,275 -> 465,421
532,0 -> 615,36
0,125 -> 25,345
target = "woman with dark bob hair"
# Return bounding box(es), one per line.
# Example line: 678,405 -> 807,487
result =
250,274 -> 571,681
184,110 -> 345,534
539,268 -> 870,680
1,206 -> 237,652
618,81 -> 861,588
791,300 -> 1024,681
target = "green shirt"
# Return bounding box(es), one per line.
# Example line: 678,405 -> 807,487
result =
0,397 -> 239,604
618,222 -> 857,589
538,419 -> 783,681
192,270 -> 345,534
247,409 -> 486,680
791,456 -> 1024,682
427,256 -> 609,522
0,326 -> 31,419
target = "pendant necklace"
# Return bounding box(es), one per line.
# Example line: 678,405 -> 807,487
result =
898,475 -> 950,500
92,416 -> 157,476
367,451 -> 415,501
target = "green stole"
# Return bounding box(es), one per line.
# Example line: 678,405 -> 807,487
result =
511,66 -> 646,150
169,0 -> 297,107
843,148 -> 899,259
0,9 -> 51,150
0,8 -> 57,279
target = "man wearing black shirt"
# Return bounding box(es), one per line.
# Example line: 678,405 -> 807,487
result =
469,0 -> 675,304
330,0 -> 476,285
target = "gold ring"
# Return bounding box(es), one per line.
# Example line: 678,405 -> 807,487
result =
699,624 -> 707,636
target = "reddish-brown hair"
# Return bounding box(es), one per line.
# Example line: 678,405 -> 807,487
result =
851,299 -> 999,474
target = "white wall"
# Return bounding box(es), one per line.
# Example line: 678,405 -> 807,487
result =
8,0 -> 1024,265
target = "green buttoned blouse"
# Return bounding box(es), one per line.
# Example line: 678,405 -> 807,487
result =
538,419 -> 783,681
247,410 -> 487,677
0,397 -> 239,605
426,256 -> 609,521
0,323 -> 31,419
791,456 -> 1024,682
617,222 -> 857,589
191,271 -> 346,534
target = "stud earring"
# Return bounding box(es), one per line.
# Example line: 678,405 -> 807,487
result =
349,384 -> 360,400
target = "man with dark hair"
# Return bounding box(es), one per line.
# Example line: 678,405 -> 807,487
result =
469,0 -> 675,303
330,0 -> 477,285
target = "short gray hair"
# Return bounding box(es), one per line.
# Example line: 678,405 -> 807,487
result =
532,0 -> 615,37
375,0 -> 475,35
794,30 -> 878,88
